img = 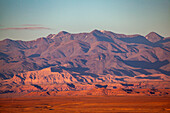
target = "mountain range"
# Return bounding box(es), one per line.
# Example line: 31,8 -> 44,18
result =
0,30 -> 170,96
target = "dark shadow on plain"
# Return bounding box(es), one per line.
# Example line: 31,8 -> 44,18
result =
67,83 -> 75,88
31,84 -> 44,91
0,90 -> 14,94
95,84 -> 108,88
121,83 -> 134,86
115,78 -> 124,81
136,76 -> 161,79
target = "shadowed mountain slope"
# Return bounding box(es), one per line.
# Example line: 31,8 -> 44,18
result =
0,30 -> 169,80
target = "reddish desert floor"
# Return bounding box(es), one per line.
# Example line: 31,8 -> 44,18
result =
0,96 -> 170,113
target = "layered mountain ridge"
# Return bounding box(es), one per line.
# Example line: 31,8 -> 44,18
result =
0,30 -> 170,96
0,29 -> 169,79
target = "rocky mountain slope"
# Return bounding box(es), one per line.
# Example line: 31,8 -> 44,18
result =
0,30 -> 169,78
0,30 -> 170,96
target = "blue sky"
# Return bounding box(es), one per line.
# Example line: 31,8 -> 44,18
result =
0,0 -> 170,41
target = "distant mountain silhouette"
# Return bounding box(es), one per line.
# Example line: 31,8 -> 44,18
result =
0,30 -> 170,95
0,30 -> 169,80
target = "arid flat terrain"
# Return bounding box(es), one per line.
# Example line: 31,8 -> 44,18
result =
0,96 -> 170,113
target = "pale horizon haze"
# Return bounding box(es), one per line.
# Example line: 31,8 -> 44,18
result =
0,0 -> 170,41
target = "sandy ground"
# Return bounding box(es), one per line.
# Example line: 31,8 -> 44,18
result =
0,96 -> 170,113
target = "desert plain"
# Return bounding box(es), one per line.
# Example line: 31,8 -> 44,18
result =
0,95 -> 170,113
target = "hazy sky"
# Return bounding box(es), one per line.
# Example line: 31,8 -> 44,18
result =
0,0 -> 170,41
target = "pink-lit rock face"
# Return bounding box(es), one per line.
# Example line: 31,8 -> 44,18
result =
0,30 -> 169,79
0,30 -> 170,96
145,32 -> 164,43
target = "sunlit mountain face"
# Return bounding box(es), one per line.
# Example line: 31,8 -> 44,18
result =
0,30 -> 169,79
0,30 -> 169,96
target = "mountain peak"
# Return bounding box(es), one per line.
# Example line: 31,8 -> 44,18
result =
0,39 -> 15,43
145,32 -> 164,43
57,31 -> 69,36
3,38 -> 13,41
100,30 -> 106,33
90,29 -> 107,35
91,29 -> 101,33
